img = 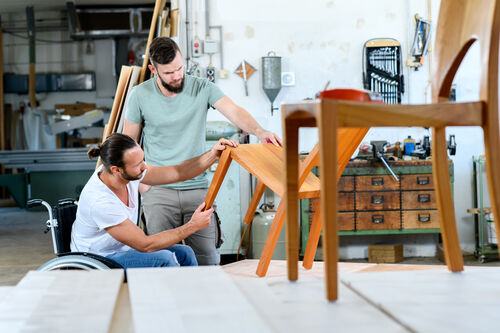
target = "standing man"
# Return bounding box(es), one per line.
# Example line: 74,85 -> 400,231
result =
123,37 -> 281,265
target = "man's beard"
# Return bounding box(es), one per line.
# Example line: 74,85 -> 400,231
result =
120,170 -> 142,181
159,75 -> 184,93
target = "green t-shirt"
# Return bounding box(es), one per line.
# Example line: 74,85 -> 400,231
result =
125,75 -> 225,190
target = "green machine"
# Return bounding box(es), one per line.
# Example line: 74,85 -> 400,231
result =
0,149 -> 95,207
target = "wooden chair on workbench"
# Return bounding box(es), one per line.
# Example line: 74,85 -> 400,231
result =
282,0 -> 500,301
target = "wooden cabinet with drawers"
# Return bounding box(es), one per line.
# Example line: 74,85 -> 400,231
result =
301,160 -> 453,244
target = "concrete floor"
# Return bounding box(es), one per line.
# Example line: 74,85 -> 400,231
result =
1,206 -> 499,286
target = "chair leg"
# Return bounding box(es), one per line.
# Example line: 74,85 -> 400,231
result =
256,200 -> 286,277
319,104 -> 339,301
284,118 -> 300,281
431,127 -> 464,271
302,200 -> 321,269
204,149 -> 233,210
483,123 -> 500,257
243,181 -> 266,224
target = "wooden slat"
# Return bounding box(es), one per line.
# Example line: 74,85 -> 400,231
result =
101,66 -> 133,143
0,270 -> 123,333
243,181 -> 266,224
116,65 -> 141,133
282,100 -> 485,128
331,99 -> 484,127
127,267 -> 272,333
139,0 -> 165,83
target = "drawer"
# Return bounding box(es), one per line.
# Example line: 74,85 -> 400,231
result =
339,192 -> 354,211
307,193 -> 354,212
402,191 -> 437,209
356,211 -> 400,230
338,176 -> 354,192
403,210 -> 440,229
356,192 -> 400,211
401,174 -> 434,190
356,175 -> 400,191
338,212 -> 354,231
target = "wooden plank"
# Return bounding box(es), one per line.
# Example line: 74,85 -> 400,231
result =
115,65 -> 141,134
234,276 -> 406,332
0,270 -> 123,333
101,66 -> 133,142
139,0 -> 165,83
341,268 -> 500,332
127,267 -> 273,333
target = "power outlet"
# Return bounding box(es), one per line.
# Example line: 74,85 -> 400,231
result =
206,66 -> 215,83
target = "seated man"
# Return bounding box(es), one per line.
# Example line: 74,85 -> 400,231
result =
70,133 -> 237,268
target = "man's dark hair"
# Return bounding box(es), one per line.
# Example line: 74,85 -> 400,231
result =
149,37 -> 180,66
88,133 -> 137,171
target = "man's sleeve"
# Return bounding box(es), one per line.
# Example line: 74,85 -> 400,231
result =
207,82 -> 226,107
125,88 -> 143,124
90,199 -> 129,230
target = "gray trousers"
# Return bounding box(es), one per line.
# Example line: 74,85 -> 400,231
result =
142,187 -> 220,265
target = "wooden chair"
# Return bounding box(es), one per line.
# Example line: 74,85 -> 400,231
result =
203,143 -> 321,277
282,0 -> 500,301
204,103 -> 369,276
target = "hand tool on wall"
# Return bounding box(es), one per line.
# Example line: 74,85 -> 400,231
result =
447,134 -> 457,155
363,39 -> 404,104
407,14 -> 432,70
234,60 -> 256,97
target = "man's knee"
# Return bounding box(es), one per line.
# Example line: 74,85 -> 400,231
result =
168,244 -> 198,266
155,250 -> 180,267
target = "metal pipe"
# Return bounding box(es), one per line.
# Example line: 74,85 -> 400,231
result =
185,0 -> 192,68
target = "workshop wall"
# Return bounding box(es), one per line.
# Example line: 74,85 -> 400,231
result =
2,10 -> 116,149
183,0 -> 484,256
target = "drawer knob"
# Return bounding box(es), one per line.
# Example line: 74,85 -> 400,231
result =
371,195 -> 385,204
418,214 -> 431,222
371,177 -> 384,186
417,176 -> 430,185
372,215 -> 384,223
418,194 -> 431,203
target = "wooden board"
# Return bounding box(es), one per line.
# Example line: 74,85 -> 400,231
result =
229,143 -> 320,198
0,270 -> 123,333
139,0 -> 166,83
116,66 -> 141,134
101,65 -> 133,142
127,266 -> 272,333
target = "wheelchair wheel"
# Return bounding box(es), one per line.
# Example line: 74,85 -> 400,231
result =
38,255 -> 111,271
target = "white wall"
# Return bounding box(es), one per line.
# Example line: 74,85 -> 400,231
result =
180,0 -> 488,257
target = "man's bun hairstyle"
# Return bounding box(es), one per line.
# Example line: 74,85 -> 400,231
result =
88,133 -> 137,171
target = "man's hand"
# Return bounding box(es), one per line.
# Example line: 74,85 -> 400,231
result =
210,138 -> 239,158
188,202 -> 213,231
256,129 -> 282,146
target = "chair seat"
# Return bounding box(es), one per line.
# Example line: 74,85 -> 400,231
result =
230,143 -> 320,199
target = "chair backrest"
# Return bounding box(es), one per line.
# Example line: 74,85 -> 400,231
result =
52,202 -> 78,254
432,0 -> 499,104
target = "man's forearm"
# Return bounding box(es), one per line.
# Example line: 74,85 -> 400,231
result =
143,223 -> 198,252
173,150 -> 218,182
226,106 -> 264,136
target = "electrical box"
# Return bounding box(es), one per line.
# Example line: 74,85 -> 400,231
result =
192,40 -> 202,57
203,40 -> 218,54
206,66 -> 215,83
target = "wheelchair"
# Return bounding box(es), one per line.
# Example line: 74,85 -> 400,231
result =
28,198 -> 124,272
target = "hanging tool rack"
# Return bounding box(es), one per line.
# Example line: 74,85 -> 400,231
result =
363,38 -> 404,104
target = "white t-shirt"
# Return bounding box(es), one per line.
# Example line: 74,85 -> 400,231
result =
70,166 -> 146,256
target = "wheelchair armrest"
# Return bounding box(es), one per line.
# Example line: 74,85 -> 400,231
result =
27,199 -> 44,209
